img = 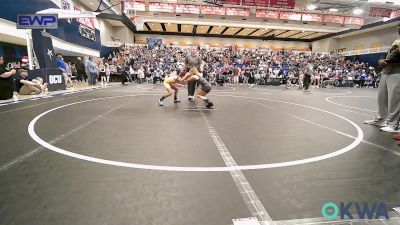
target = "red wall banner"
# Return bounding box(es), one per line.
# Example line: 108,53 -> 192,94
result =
255,9 -> 280,19
218,0 -> 241,5
323,15 -> 345,24
301,13 -> 323,22
390,9 -> 400,19
226,7 -> 250,16
124,1 -> 146,11
369,7 -> 392,18
344,17 -> 364,26
242,0 -> 268,7
269,0 -> 295,9
175,4 -> 201,14
148,2 -> 175,13
201,6 -> 226,15
279,11 -> 302,21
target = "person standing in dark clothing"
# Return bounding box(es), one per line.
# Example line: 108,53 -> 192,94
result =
0,56 -> 17,100
303,61 -> 313,91
75,57 -> 86,82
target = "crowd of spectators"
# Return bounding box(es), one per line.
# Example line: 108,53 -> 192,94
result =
103,44 -> 380,89
0,44 -> 381,101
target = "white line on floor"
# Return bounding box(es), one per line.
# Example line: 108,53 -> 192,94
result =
28,94 -> 363,171
250,87 -> 352,95
0,101 -> 128,174
201,112 -> 274,225
341,109 -> 374,117
325,96 -> 377,113
0,86 -> 113,114
250,100 -> 400,157
113,90 -> 164,93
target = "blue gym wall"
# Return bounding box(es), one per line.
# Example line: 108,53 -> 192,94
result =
345,52 -> 386,67
1,0 -> 102,51
0,42 -> 28,64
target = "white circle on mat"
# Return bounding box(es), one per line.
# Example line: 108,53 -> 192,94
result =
28,94 -> 363,172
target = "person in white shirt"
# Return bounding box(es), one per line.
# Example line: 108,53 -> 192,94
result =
137,67 -> 145,84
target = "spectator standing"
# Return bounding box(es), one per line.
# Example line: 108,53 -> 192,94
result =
243,69 -> 250,85
303,60 -> 313,91
85,57 -> 97,86
57,54 -> 72,88
137,67 -> 145,84
0,55 -> 17,100
366,22 -> 400,133
105,62 -> 111,87
57,54 -> 73,88
99,62 -> 107,88
75,57 -> 86,83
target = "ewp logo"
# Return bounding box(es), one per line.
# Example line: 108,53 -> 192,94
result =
322,202 -> 389,220
17,14 -> 58,29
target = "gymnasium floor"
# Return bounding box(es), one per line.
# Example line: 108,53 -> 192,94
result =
1,84 -> 400,225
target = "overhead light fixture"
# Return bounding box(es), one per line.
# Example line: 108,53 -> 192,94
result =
353,8 -> 364,15
306,4 -> 317,10
90,2 -> 94,4
329,8 -> 338,12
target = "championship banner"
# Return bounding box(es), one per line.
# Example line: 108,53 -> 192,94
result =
148,2 -> 175,13
175,4 -> 201,14
217,0 -> 241,5
61,0 -> 72,23
344,17 -> 364,26
323,15 -> 344,24
390,9 -> 400,19
201,6 -> 225,15
268,0 -> 295,9
369,7 -> 392,18
73,5 -> 96,41
124,1 -> 146,11
76,17 -> 95,29
242,0 -> 268,7
279,11 -> 302,21
226,7 -> 250,17
73,5 -> 95,28
301,13 -> 323,22
255,9 -> 279,19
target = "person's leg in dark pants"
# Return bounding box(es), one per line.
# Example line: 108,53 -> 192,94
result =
187,80 -> 196,99
303,74 -> 310,90
91,72 -> 97,85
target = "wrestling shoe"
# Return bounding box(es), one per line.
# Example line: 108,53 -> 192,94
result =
380,126 -> 399,133
158,99 -> 164,106
205,102 -> 214,109
174,99 -> 181,103
364,119 -> 386,127
188,96 -> 194,101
